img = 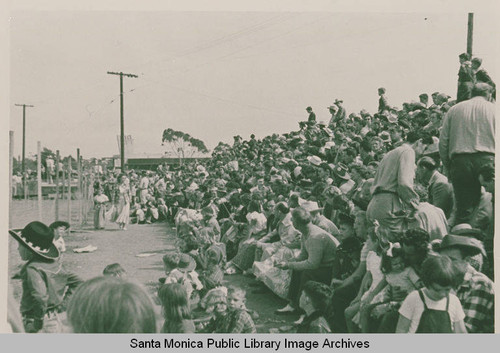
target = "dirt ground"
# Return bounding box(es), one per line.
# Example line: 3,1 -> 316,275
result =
8,200 -> 297,333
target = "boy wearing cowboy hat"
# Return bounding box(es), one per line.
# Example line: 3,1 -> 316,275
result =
437,232 -> 494,333
9,221 -> 83,333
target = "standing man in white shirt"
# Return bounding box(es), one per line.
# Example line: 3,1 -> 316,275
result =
139,171 -> 150,203
439,83 -> 495,226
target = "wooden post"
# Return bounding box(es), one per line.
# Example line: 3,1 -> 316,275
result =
77,149 -> 82,226
82,173 -> 87,225
62,167 -> 66,219
37,141 -> 42,221
55,150 -> 60,221
9,131 -> 14,228
67,158 -> 72,224
467,13 -> 474,55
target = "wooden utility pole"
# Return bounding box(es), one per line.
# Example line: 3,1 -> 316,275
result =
37,141 -> 42,221
107,71 -> 138,173
15,104 -> 34,200
467,13 -> 474,55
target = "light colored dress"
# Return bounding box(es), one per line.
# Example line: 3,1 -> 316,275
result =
94,194 -> 109,229
361,251 -> 384,301
115,184 -> 131,225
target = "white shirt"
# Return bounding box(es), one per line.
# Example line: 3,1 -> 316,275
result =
139,176 -> 149,189
399,289 -> 465,333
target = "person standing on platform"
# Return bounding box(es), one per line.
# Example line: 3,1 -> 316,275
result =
456,52 -> 475,103
306,106 -> 316,124
439,83 -> 495,226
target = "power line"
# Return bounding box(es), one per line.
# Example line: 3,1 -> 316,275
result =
118,13 -> 295,76
139,76 -> 303,118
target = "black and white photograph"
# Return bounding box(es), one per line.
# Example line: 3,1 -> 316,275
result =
3,0 -> 497,341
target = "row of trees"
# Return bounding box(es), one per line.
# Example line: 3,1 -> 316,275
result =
15,129 -> 210,175
162,128 -> 209,158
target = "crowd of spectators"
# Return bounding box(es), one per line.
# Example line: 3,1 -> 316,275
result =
9,53 -> 495,334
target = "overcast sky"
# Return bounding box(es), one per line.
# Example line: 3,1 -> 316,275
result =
9,10 -> 497,159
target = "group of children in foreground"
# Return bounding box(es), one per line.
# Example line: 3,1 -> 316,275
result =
8,219 -> 487,334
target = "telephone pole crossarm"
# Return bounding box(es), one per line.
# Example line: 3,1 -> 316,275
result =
107,71 -> 137,172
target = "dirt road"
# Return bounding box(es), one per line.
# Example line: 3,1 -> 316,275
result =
8,200 -> 297,332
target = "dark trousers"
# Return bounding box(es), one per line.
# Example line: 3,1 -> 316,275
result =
327,280 -> 361,333
449,153 -> 494,225
457,81 -> 473,103
377,309 -> 399,333
288,267 -> 333,308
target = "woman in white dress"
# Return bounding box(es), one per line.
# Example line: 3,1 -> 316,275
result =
93,188 -> 109,230
115,175 -> 131,230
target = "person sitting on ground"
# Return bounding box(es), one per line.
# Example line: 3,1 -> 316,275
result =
158,283 -> 195,333
255,202 -> 301,261
130,198 -> 145,224
296,281 -> 332,333
437,233 -> 494,333
275,206 -> 340,314
162,253 -> 204,307
67,276 -> 157,333
102,263 -> 126,277
304,201 -> 340,237
344,225 -> 388,333
227,200 -> 267,274
357,244 -> 420,333
145,200 -> 159,224
198,245 -> 225,296
396,255 -> 466,333
157,198 -> 169,222
202,286 -> 256,333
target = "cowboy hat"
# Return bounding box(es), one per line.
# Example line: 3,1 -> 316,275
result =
49,221 -> 70,229
9,221 -> 60,260
302,201 -> 323,213
423,143 -> 439,156
438,234 -> 486,257
450,224 -> 484,241
177,253 -> 196,272
332,163 -> 351,181
379,131 -> 392,143
306,155 -> 323,166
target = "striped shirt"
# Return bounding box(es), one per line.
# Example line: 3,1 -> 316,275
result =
439,96 -> 495,168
